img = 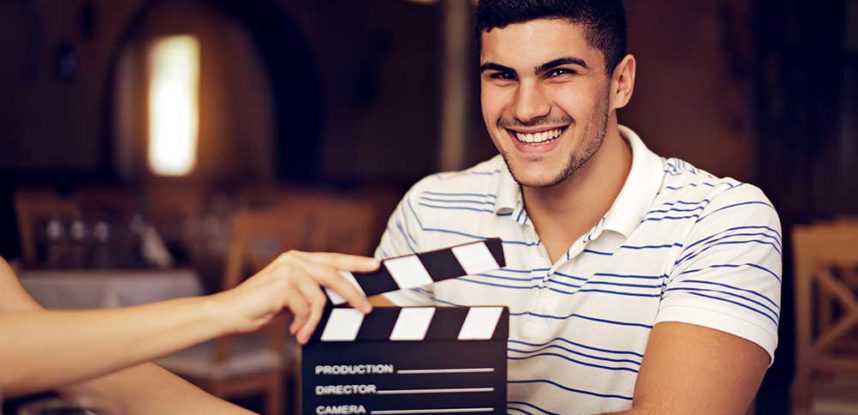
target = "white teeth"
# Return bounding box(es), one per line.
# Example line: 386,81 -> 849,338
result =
513,128 -> 563,144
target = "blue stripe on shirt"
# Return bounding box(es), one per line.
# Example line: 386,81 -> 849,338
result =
665,287 -> 779,322
677,278 -> 779,309
507,407 -> 537,415
676,262 -> 780,283
684,225 -> 782,251
621,242 -> 683,250
418,202 -> 496,214
507,402 -> 561,415
682,232 -> 783,259
419,196 -> 496,206
641,213 -> 701,223
670,291 -> 779,326
458,277 -> 536,290
507,349 -> 640,373
394,222 -> 417,253
508,379 -> 633,401
508,341 -> 642,366
593,272 -> 666,280
548,287 -> 661,298
509,337 -> 644,358
420,227 -> 539,246
422,190 -> 497,199
661,199 -> 711,207
676,239 -> 782,266
646,205 -> 705,214
696,200 -> 775,223
510,311 -> 653,329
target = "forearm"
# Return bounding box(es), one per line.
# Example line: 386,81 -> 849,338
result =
0,296 -> 229,395
58,363 -> 253,415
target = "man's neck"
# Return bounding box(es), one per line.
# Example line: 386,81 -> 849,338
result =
522,120 -> 633,263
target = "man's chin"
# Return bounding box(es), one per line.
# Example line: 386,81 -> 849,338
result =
508,169 -> 564,189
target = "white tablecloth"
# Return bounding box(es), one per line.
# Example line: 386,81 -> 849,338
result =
19,269 -> 203,309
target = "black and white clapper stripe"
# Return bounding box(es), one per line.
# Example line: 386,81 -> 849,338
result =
325,238 -> 505,306
313,306 -> 509,343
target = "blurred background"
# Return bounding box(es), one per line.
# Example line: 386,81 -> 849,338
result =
0,0 -> 856,414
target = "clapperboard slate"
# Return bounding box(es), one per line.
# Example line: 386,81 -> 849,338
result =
302,238 -> 508,415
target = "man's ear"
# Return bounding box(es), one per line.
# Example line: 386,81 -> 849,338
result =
610,54 -> 636,110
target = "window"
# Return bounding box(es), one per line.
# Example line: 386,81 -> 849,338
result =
147,35 -> 200,176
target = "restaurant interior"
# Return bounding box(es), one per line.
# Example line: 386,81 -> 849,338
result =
0,0 -> 856,413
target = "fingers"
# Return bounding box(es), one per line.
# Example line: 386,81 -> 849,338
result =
291,251 -> 380,273
271,251 -> 375,344
294,279 -> 328,344
291,254 -> 372,314
287,291 -> 311,336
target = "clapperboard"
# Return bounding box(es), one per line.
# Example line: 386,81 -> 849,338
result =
303,238 -> 509,415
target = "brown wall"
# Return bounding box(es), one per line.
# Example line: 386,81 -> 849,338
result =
0,0 -> 441,182
622,0 -> 756,181
0,1 -> 756,183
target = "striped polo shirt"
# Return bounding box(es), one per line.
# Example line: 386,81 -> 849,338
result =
375,125 -> 782,415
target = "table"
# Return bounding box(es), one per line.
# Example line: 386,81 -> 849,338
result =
19,269 -> 203,309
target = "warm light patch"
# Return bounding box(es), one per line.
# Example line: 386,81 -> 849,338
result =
148,35 -> 200,176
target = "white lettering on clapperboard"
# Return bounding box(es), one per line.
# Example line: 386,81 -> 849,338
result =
316,405 -> 368,415
315,364 -> 395,375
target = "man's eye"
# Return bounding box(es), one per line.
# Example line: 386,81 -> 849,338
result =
547,68 -> 575,78
491,72 -> 517,81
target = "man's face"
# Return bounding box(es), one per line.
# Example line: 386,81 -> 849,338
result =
480,19 -> 613,188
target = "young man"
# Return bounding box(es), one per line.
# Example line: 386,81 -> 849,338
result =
287,1 -> 781,413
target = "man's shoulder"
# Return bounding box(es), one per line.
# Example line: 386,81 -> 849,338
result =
659,158 -> 762,199
656,157 -> 779,229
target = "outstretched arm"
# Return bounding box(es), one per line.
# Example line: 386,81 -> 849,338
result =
0,257 -> 253,414
0,252 -> 378,412
605,322 -> 767,415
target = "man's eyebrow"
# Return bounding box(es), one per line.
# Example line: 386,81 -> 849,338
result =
479,62 -> 515,74
535,57 -> 588,74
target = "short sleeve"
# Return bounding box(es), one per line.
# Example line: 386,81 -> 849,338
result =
657,184 -> 782,363
374,181 -> 437,306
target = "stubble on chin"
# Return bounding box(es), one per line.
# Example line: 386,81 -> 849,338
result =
501,103 -> 610,189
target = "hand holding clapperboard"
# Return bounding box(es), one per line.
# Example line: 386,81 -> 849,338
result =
302,238 -> 508,415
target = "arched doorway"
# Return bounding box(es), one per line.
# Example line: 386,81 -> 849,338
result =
103,0 -> 323,184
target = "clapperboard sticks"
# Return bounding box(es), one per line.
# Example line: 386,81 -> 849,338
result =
305,238 -> 509,415
325,238 -> 505,306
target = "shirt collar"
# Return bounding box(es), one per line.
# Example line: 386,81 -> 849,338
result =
603,125 -> 665,237
493,125 -> 665,236
494,156 -> 520,216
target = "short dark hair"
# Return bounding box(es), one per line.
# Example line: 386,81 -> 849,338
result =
475,0 -> 627,74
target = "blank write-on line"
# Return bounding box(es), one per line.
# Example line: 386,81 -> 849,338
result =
371,409 -> 495,415
376,387 -> 494,395
396,368 -> 494,374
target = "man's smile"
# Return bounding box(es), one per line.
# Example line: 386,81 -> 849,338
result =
504,125 -> 569,153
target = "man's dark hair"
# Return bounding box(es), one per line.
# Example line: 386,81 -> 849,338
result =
475,0 -> 627,74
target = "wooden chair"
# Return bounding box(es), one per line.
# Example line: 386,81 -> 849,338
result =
792,221 -> 858,414
156,204 -> 317,415
307,194 -> 378,256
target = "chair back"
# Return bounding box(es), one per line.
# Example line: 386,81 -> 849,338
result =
792,221 -> 858,409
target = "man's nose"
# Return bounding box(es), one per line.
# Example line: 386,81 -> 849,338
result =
513,81 -> 551,124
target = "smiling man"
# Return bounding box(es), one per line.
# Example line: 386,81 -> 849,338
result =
372,1 -> 782,414
278,0 -> 782,414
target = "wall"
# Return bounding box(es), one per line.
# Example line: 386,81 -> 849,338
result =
0,0 -> 442,184
621,0 -> 756,181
